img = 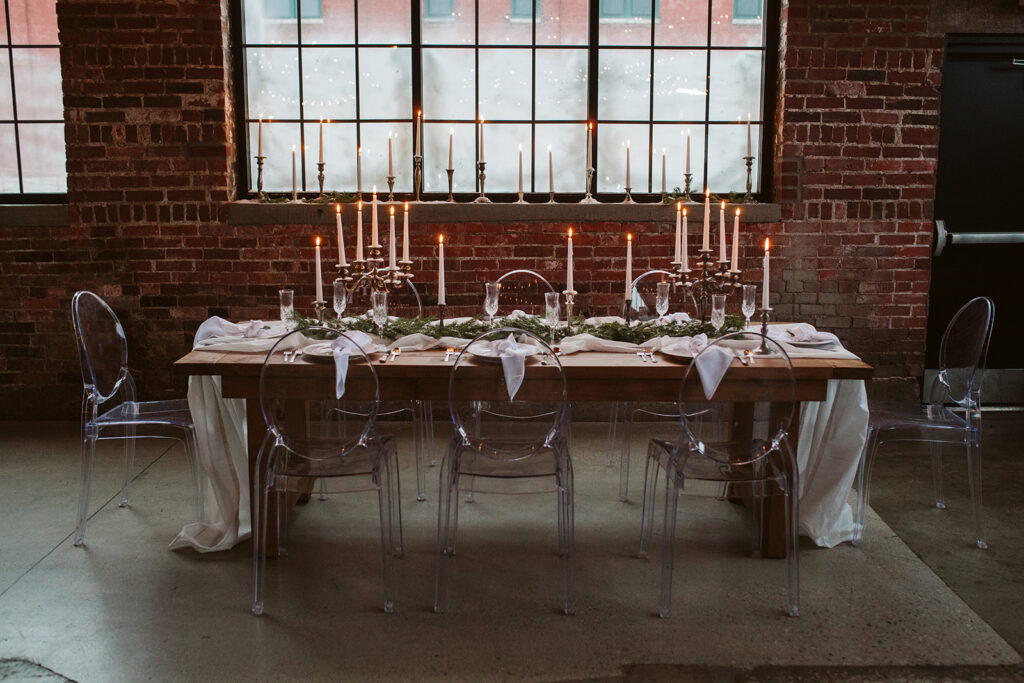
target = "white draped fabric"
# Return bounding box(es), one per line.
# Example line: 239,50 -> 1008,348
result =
177,316 -> 867,552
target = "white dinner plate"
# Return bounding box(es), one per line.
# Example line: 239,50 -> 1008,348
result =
785,339 -> 838,348
302,341 -> 385,362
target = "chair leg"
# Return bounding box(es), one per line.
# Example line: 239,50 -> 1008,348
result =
119,424 -> 137,508
318,478 -> 329,501
605,402 -> 619,467
638,441 -> 661,559
560,453 -> 577,616
967,410 -> 986,549
618,402 -> 635,502
781,440 -> 801,617
376,458 -> 398,613
930,442 -> 946,509
425,401 -> 437,467
389,448 -> 404,556
434,444 -> 458,613
251,439 -> 275,616
74,432 -> 97,547
853,429 -> 880,547
658,461 -> 680,619
415,400 -> 427,502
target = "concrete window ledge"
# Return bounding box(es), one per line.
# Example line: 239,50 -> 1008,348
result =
0,204 -> 70,228
229,200 -> 782,226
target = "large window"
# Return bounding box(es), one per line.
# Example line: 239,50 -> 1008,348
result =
237,0 -> 770,198
0,1 -> 64,196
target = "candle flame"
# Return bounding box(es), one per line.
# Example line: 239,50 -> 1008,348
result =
721,200 -> 726,209
357,200 -> 362,210
315,236 -> 321,247
439,234 -> 444,244
335,203 -> 340,213
418,109 -> 422,116
372,184 -> 377,193
736,208 -> 741,216
627,233 -> 633,242
568,228 -> 573,238
390,206 -> 394,215
676,201 -> 681,211
764,238 -> 770,251
404,202 -> 409,211
683,207 -> 688,216
705,188 -> 710,197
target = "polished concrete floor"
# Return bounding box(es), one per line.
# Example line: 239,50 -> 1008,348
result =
0,415 -> 1022,682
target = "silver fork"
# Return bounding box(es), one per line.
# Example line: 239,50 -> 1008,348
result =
290,349 -> 302,363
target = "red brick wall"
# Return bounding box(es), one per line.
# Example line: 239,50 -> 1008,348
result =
0,0 -> 944,419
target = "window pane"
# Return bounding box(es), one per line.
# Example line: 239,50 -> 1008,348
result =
535,124 -> 586,193
359,122 -> 412,193
302,0 -> 354,44
479,48 -> 531,121
599,2 -> 654,46
653,49 -> 707,122
243,0 -> 298,44
0,53 -> 13,120
655,0 -> 709,47
712,0 -> 764,47
294,120 -> 356,192
357,0 -> 411,44
708,49 -> 762,121
0,124 -> 18,192
358,47 -> 411,120
537,0 -> 588,45
246,48 -> 301,120
598,49 -> 650,120
422,122 -> 475,193
7,0 -> 58,45
301,48 -> 356,120
13,48 -> 61,120
536,49 -> 587,120
422,48 -> 475,120
19,123 -> 65,192
653,124 -> 705,192
479,122 -> 531,192
707,122 -> 758,192
479,0 -> 533,45
422,0 -> 473,45
597,123 -> 649,192
252,122 -> 301,191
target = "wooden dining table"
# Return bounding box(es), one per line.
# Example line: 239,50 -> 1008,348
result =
174,346 -> 873,557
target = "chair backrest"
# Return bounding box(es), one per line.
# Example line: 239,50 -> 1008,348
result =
937,296 -> 995,407
629,269 -> 697,319
260,327 -> 380,459
495,269 -> 556,315
71,290 -> 129,404
448,327 -> 568,460
349,272 -> 424,318
678,331 -> 796,466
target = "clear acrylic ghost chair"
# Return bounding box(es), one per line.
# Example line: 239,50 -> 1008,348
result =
854,296 -> 994,549
70,291 -> 204,547
638,332 -> 799,618
324,277 -> 434,502
606,270 -> 701,501
495,268 -> 556,315
434,327 -> 575,615
252,327 -> 401,616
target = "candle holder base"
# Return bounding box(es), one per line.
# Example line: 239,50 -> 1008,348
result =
313,300 -> 327,323
754,308 -> 773,354
317,162 -> 326,197
623,298 -> 632,324
581,167 -> 597,203
661,191 -> 667,204
438,303 -> 446,330
515,191 -> 527,204
623,187 -> 634,203
548,191 -> 556,204
743,155 -> 755,202
473,196 -> 492,203
413,155 -> 422,202
669,250 -> 742,323
563,290 -> 576,334
580,195 -> 599,204
446,168 -> 455,202
386,175 -> 395,204
255,155 -> 266,200
683,172 -> 693,199
475,161 -> 488,203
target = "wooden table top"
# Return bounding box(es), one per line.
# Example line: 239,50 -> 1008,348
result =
174,347 -> 873,403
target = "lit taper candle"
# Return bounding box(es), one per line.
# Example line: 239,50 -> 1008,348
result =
438,234 -> 446,305
762,238 -> 770,309
355,201 -> 364,261
567,228 -> 574,292
719,200 -> 727,262
388,205 -> 396,270
335,204 -> 346,267
731,208 -> 741,273
402,202 -> 409,262
702,189 -> 710,252
371,186 -> 379,247
625,233 -> 633,302
314,236 -> 323,302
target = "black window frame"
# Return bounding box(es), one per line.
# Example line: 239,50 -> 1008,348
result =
231,0 -> 779,203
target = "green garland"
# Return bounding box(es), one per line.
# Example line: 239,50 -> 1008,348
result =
290,311 -> 744,344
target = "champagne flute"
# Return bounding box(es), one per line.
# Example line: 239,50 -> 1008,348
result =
484,281 -> 499,325
333,279 -> 347,319
711,294 -> 726,334
279,289 -> 294,327
742,284 -> 757,329
655,281 -> 670,320
371,291 -> 388,336
544,291 -> 560,346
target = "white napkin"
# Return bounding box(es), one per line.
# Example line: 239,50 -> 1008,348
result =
785,323 -> 840,344
654,311 -> 692,325
554,333 -> 642,356
331,330 -> 375,400
661,334 -> 733,399
194,316 -> 288,345
494,333 -> 531,400
505,309 -> 534,320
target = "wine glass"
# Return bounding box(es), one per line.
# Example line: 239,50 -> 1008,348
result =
544,291 -> 560,346
279,289 -> 294,326
655,282 -> 671,319
371,291 -> 388,336
710,294 -> 726,334
484,281 -> 499,325
333,279 -> 347,319
741,284 -> 757,328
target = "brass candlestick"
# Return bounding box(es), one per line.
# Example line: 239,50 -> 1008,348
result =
670,249 -> 742,323
413,154 -> 423,202
438,303 -> 447,329
581,167 -> 597,203
446,168 -> 455,202
623,185 -> 634,203
317,161 -> 325,197
683,172 -> 693,200
563,290 -> 576,334
313,300 -> 327,323
755,307 -> 772,354
743,156 -> 754,202
255,155 -> 266,200
474,161 -> 490,202
386,175 -> 395,203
